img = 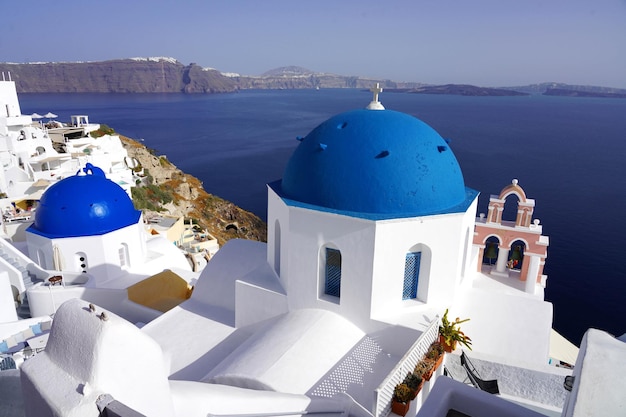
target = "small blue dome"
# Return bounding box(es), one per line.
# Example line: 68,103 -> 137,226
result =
28,164 -> 141,238
280,109 -> 472,218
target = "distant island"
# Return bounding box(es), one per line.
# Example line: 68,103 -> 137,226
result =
502,82 -> 626,97
1,58 -> 625,97
543,88 -> 626,98
385,84 -> 527,97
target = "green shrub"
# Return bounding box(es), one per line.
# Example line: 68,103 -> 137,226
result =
159,156 -> 171,167
89,124 -> 115,138
130,183 -> 174,211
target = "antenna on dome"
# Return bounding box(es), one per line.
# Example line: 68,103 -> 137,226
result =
366,83 -> 385,110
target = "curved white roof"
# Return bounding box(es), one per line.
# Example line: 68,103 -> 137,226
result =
205,309 -> 365,394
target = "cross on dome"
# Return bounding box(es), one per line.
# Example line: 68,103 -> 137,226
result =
366,82 -> 385,110
371,83 -> 383,102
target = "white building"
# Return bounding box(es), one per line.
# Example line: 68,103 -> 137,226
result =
19,162 -> 195,321
0,163 -> 196,367
0,75 -> 134,207
8,87 -> 622,417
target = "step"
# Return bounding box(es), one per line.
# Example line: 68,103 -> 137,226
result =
16,294 -> 31,319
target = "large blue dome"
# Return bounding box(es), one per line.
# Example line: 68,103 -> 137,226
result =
280,109 -> 475,218
28,164 -> 141,238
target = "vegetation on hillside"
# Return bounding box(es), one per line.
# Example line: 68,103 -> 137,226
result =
89,124 -> 116,138
119,135 -> 267,245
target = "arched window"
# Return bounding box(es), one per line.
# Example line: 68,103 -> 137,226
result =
460,228 -> 470,281
119,243 -> 130,268
36,249 -> 46,269
274,220 -> 281,275
324,247 -> 342,298
403,252 -> 421,300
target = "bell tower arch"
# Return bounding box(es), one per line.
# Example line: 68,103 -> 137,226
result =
474,179 -> 549,295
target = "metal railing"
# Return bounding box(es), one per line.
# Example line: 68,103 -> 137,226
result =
373,316 -> 440,417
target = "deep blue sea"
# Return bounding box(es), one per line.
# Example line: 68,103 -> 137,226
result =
19,89 -> 626,346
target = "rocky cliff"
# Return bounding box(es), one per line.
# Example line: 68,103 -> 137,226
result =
232,66 -> 424,90
119,134 -> 266,245
0,58 -> 236,93
4,59 -> 622,96
0,60 -> 423,93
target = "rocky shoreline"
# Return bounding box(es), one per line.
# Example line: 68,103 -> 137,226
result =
120,135 -> 267,245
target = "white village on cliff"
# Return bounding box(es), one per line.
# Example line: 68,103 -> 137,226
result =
0,76 -> 625,417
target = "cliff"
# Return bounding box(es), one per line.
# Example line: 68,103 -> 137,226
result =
3,59 -> 622,96
231,66 -> 424,90
118,134 -> 267,245
0,60 -> 424,92
0,58 -> 236,93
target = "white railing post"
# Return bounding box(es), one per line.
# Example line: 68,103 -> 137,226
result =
373,316 -> 440,417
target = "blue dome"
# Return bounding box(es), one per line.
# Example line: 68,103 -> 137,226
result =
28,164 -> 141,238
280,109 -> 473,218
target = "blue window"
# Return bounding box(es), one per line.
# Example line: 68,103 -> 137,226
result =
403,252 -> 421,300
325,248 -> 342,297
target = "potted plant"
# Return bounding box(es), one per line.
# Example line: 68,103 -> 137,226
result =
403,372 -> 423,399
439,308 -> 472,352
426,341 -> 445,373
392,383 -> 412,416
427,342 -> 445,360
414,360 -> 434,381
417,358 -> 437,381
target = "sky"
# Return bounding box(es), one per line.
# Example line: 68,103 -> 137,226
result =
1,0 -> 625,88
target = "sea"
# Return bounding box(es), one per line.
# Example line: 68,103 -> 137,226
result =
19,89 -> 626,346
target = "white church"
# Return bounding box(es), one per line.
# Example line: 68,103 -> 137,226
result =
4,86 -> 626,417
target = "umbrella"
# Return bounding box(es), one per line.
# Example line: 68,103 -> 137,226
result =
31,113 -> 44,119
52,245 -> 65,271
44,112 -> 58,119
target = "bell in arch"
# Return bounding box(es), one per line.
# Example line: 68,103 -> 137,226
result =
508,245 -> 523,269
484,242 -> 498,265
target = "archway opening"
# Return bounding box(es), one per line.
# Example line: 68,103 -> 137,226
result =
507,240 -> 526,271
483,236 -> 500,265
502,194 -> 520,224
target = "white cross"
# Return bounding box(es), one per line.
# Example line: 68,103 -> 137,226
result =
370,83 -> 383,102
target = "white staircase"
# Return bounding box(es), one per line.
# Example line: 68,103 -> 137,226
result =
0,239 -> 45,318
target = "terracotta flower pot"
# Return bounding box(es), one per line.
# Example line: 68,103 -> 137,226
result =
392,399 -> 411,416
433,353 -> 444,370
422,363 -> 435,381
409,380 -> 424,399
439,334 -> 457,353
423,354 -> 444,381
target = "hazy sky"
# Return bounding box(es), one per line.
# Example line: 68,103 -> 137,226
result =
2,0 -> 625,88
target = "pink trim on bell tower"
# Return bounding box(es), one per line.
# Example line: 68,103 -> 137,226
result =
474,179 -> 549,295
